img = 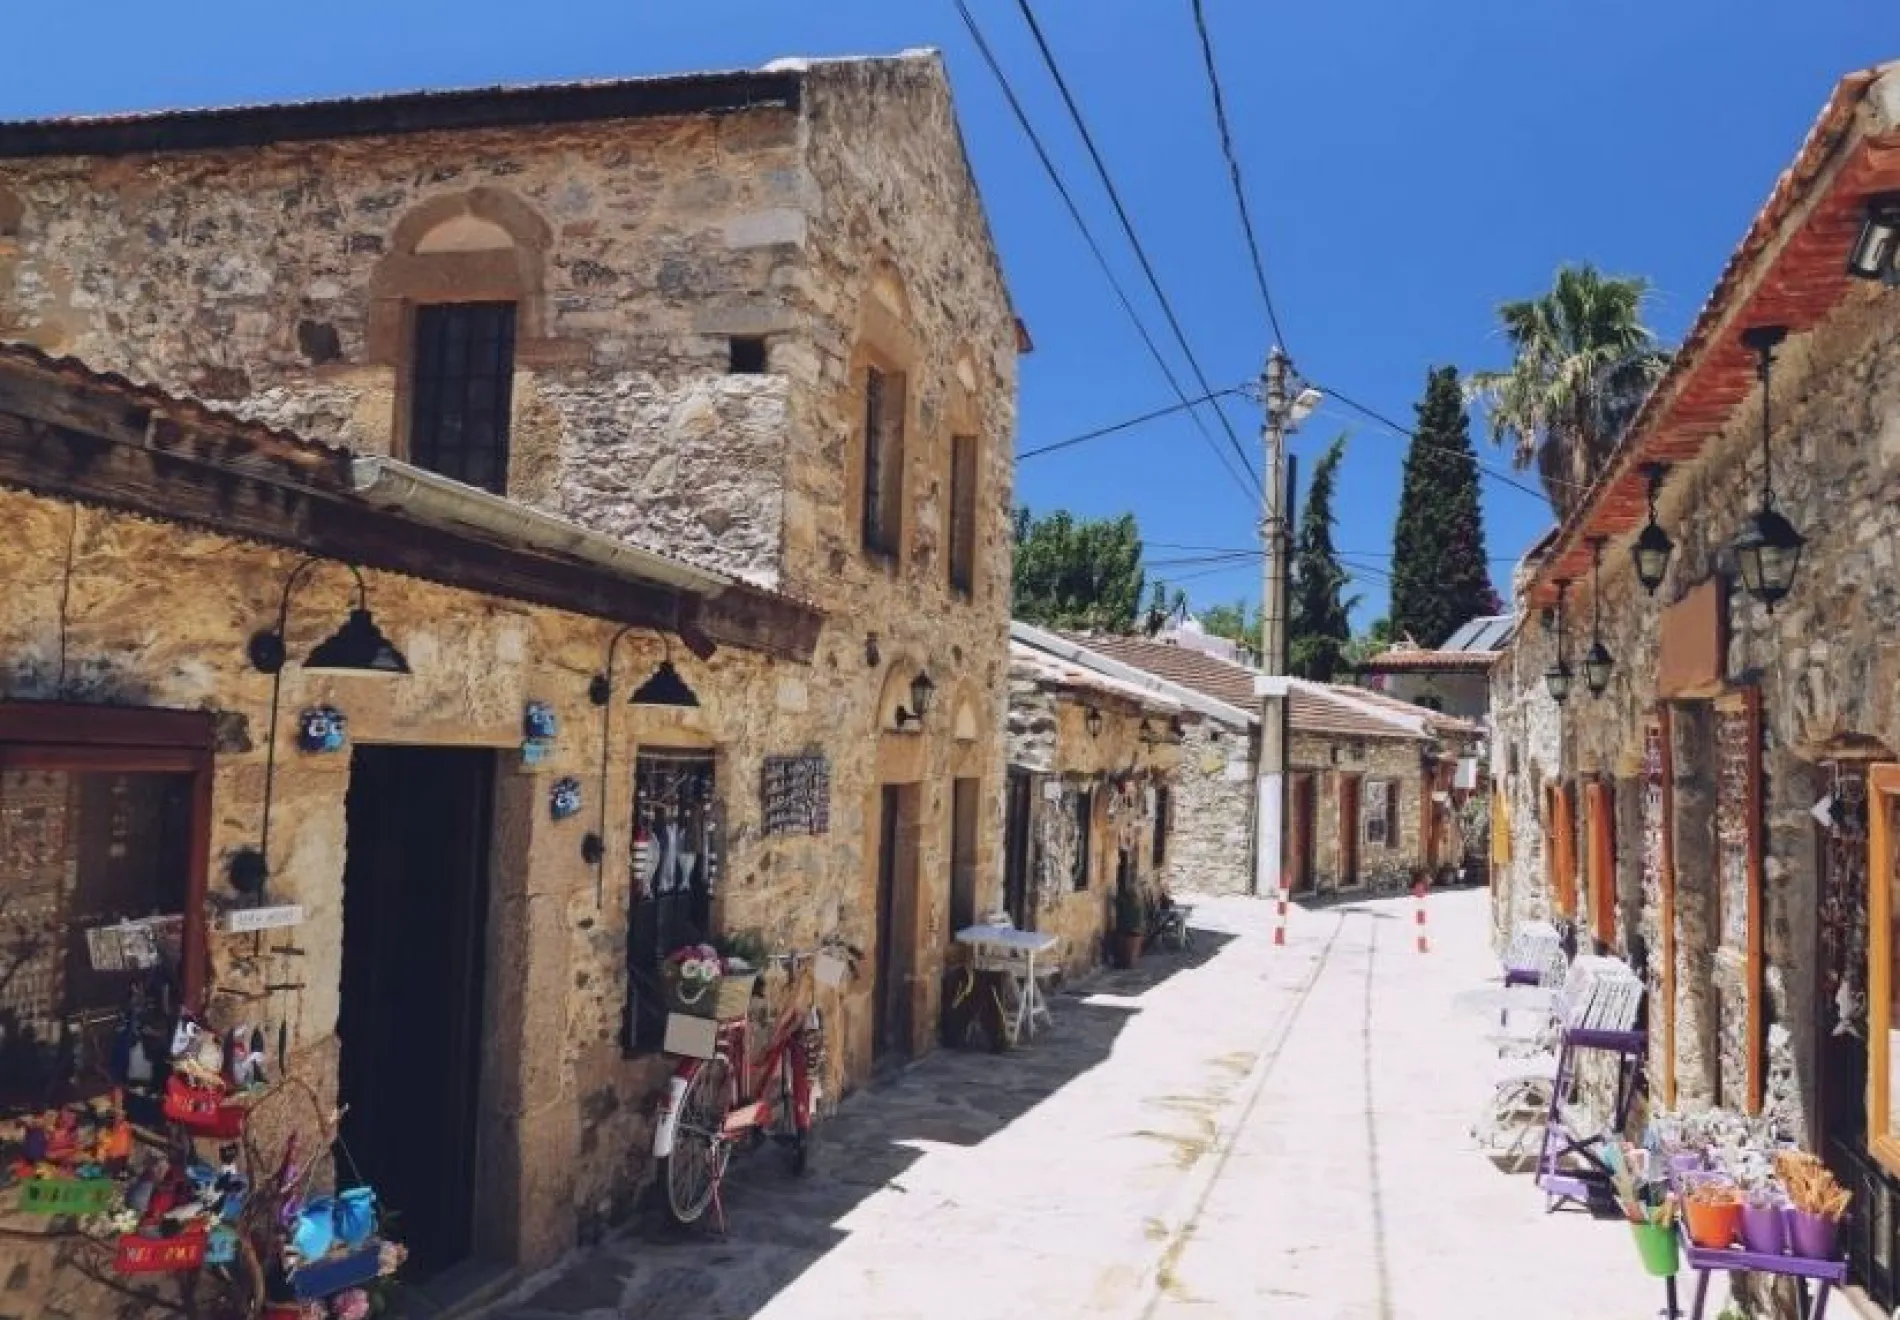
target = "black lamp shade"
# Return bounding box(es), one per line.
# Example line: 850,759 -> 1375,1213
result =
1847,200 -> 1900,282
304,608 -> 411,676
1583,641 -> 1615,697
909,672 -> 936,717
1631,520 -> 1674,595
630,660 -> 700,708
1733,506 -> 1805,609
1544,662 -> 1573,705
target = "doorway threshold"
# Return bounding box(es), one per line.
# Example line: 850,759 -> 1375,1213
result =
384,1257 -> 518,1319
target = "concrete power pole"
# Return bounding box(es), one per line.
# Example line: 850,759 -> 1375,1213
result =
1255,347 -> 1291,900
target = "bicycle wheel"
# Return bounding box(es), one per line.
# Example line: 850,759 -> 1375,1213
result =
778,1040 -> 813,1176
660,1055 -> 732,1226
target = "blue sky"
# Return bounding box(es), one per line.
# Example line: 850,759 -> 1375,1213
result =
2,2 -> 1886,627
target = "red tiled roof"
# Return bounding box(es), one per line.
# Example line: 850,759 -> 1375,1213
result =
1343,684 -> 1482,738
1356,648 -> 1499,674
1055,631 -> 1464,742
1528,62 -> 1900,607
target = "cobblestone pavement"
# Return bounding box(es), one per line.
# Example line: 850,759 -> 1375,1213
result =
472,891 -> 1721,1319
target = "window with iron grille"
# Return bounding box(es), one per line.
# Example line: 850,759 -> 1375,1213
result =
1365,778 -> 1399,848
408,301 -> 517,495
624,750 -> 720,1053
948,432 -> 978,595
862,365 -> 905,557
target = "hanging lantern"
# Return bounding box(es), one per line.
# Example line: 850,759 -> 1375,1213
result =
1732,326 -> 1804,612
1630,462 -> 1674,595
1544,578 -> 1573,705
1584,537 -> 1614,698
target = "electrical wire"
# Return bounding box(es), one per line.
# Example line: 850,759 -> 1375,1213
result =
1148,539 -> 1520,565
1311,382 -> 1575,503
1007,0 -> 1262,491
1019,386 -> 1245,460
952,0 -> 1261,504
1187,0 -> 1288,351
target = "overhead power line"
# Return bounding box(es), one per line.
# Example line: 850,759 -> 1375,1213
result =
1019,386 -> 1246,460
952,0 -> 1261,504
1310,382 -> 1559,503
1009,0 -> 1262,491
1148,539 -> 1521,565
1187,0 -> 1288,351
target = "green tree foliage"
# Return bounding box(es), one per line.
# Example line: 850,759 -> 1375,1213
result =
1012,507 -> 1146,632
1344,617 -> 1394,668
1289,436 -> 1355,681
1390,369 -> 1501,649
1466,263 -> 1669,519
1196,599 -> 1257,646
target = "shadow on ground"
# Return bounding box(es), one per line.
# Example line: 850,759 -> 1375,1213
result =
480,931 -> 1234,1320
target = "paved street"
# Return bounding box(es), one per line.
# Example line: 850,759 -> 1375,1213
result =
477,890 -> 1717,1320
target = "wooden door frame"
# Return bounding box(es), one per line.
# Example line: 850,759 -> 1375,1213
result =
1865,763 -> 1900,1176
1337,772 -> 1361,887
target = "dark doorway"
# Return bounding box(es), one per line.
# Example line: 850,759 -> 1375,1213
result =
1003,770 -> 1033,930
872,784 -> 919,1064
949,778 -> 980,938
338,746 -> 495,1279
1290,774 -> 1318,895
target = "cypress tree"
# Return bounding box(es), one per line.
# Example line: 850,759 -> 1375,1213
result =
1290,436 -> 1354,681
1389,367 -> 1500,648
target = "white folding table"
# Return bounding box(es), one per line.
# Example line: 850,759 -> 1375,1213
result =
954,924 -> 1058,1042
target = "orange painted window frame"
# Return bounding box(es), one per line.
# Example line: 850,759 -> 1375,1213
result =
1549,783 -> 1579,919
1865,763 -> 1900,1177
1585,780 -> 1616,947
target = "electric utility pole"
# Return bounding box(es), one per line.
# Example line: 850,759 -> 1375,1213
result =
1256,347 -> 1291,899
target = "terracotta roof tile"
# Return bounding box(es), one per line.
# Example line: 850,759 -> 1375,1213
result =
1356,648 -> 1500,673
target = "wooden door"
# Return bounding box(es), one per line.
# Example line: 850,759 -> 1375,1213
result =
1003,770 -> 1033,930
1290,774 -> 1317,894
872,785 -> 919,1063
1338,774 -> 1361,887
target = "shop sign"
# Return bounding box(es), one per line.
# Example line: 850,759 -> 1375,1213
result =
222,904 -> 306,935
762,755 -> 830,836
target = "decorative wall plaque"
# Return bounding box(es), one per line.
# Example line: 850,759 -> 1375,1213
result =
761,755 -> 830,837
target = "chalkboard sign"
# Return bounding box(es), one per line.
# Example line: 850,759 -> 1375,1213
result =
762,755 -> 830,837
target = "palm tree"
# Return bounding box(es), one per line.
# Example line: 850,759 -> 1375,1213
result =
1467,264 -> 1670,520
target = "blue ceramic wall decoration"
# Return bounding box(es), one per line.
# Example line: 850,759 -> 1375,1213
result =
550,777 -> 583,821
296,706 -> 347,754
524,701 -> 559,741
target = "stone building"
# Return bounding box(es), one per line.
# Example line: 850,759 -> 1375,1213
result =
1015,625 -> 1479,898
1003,639 -> 1189,978
0,51 -> 1020,1300
1488,61 -> 1900,1308
1357,614 -> 1513,725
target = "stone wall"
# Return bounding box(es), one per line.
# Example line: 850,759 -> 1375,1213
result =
1161,718 -> 1255,897
1490,597 -> 1564,949
1492,287 -> 1900,1145
1294,734 -> 1432,893
0,51 -> 1022,1266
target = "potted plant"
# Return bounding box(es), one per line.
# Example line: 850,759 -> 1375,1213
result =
1776,1151 -> 1850,1260
1682,1179 -> 1743,1249
1113,886 -> 1145,969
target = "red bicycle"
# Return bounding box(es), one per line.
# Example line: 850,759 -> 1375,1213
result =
652,941 -> 853,1230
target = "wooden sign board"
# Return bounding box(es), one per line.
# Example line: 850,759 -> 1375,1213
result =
1657,577 -> 1728,698
761,755 -> 830,837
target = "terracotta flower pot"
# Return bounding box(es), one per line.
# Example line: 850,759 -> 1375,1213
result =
1113,932 -> 1144,969
1684,1196 -> 1741,1249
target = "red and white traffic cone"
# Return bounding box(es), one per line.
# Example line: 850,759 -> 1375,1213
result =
1414,877 -> 1430,953
1273,884 -> 1290,946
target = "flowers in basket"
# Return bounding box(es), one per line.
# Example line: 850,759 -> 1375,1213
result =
665,943 -> 727,991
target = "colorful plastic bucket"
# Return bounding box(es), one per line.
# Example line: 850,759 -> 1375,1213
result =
1631,1223 -> 1680,1277
1740,1202 -> 1787,1255
1790,1209 -> 1839,1260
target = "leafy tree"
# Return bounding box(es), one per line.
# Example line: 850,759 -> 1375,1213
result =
1390,368 -> 1501,649
1196,599 -> 1256,646
1012,507 -> 1146,631
1289,437 -> 1355,681
1466,263 -> 1670,518
1344,617 -> 1395,668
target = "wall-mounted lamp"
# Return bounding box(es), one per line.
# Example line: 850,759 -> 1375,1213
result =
1732,325 -> 1804,612
1544,578 -> 1573,705
1631,462 -> 1674,595
1084,707 -> 1104,739
894,671 -> 936,729
1847,194 -> 1900,285
1583,537 -> 1614,698
582,621 -> 703,895
229,558 -> 411,895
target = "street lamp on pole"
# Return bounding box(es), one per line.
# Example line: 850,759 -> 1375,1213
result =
1256,348 -> 1321,902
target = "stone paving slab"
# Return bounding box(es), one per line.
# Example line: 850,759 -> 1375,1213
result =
471,891 -> 1726,1320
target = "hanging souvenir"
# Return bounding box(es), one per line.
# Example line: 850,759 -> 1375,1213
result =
550,777 -> 583,821
524,701 -> 559,742
296,706 -> 348,754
